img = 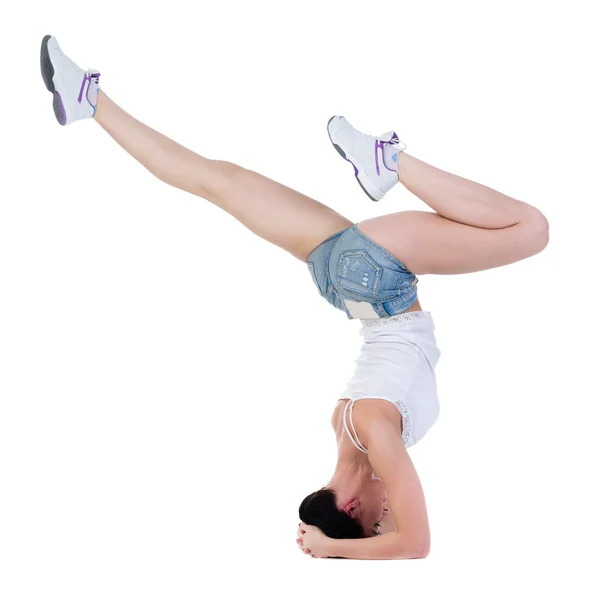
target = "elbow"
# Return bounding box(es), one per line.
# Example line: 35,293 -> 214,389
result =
411,542 -> 430,559
416,531 -> 431,558
390,546 -> 430,560
392,535 -> 431,560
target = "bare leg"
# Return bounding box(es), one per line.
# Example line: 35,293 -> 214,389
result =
93,92 -> 352,261
359,153 -> 549,275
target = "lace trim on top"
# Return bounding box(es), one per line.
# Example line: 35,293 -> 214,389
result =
394,399 -> 412,447
361,310 -> 431,327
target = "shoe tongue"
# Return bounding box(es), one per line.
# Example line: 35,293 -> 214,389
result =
379,130 -> 400,144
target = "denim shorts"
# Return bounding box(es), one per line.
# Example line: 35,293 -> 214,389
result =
306,224 -> 419,320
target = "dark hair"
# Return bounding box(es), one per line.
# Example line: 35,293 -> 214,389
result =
299,488 -> 365,539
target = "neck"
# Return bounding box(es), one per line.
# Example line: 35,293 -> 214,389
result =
327,455 -> 374,507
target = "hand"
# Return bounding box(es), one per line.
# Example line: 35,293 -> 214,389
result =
296,522 -> 332,558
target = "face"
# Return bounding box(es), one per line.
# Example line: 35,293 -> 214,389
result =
348,477 -> 393,537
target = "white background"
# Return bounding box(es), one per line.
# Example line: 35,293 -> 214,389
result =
1,1 -> 599,598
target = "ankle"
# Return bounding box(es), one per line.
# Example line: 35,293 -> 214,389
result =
396,152 -> 411,183
93,89 -> 103,121
382,144 -> 401,179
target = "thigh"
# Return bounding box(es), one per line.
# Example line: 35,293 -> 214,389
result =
358,210 -> 543,275
213,163 -> 353,262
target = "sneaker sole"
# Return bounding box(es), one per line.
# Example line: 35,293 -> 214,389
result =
40,35 -> 67,126
327,115 -> 382,202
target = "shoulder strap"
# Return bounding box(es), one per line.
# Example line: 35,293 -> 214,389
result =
343,400 -> 369,454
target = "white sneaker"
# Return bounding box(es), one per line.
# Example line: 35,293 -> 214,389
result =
327,115 -> 406,201
40,35 -> 100,126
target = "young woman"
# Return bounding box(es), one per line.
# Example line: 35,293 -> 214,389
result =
40,35 -> 550,560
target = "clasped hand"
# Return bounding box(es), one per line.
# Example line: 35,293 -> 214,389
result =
296,522 -> 332,558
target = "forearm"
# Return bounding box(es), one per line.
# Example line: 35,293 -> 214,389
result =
327,532 -> 429,560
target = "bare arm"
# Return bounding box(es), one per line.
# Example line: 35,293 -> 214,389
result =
307,401 -> 431,559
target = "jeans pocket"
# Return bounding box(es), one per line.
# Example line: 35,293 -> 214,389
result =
336,249 -> 384,300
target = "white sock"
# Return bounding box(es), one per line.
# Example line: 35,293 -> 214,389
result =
382,145 -> 400,173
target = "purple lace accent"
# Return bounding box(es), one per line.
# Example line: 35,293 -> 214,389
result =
77,72 -> 91,104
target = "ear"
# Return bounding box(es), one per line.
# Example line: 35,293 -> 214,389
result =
342,498 -> 360,518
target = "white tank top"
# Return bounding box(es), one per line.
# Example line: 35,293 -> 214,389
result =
340,311 -> 441,451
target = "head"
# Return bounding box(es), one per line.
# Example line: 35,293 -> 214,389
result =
299,478 -> 389,539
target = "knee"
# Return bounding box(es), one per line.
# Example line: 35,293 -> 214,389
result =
524,207 -> 550,255
202,160 -> 247,199
212,160 -> 245,178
